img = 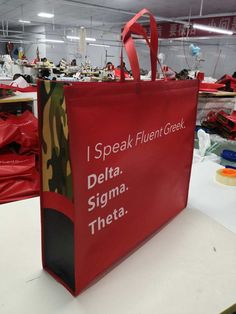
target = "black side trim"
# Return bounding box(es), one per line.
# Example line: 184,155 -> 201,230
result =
43,208 -> 75,291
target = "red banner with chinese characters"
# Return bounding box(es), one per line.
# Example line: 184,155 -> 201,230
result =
147,16 -> 236,38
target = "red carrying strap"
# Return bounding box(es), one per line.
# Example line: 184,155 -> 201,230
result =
121,8 -> 158,82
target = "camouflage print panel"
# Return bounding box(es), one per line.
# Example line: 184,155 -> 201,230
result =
220,304 -> 236,314
39,80 -> 73,201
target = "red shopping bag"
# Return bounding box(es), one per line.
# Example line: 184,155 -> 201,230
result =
5,110 -> 38,154
114,68 -> 130,79
38,9 -> 199,295
216,74 -> 236,92
0,119 -> 19,149
0,153 -> 39,203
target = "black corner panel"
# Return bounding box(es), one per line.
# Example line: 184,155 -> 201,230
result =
43,208 -> 75,291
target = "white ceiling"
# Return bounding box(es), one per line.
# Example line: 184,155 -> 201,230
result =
0,0 -> 235,44
0,0 -> 236,28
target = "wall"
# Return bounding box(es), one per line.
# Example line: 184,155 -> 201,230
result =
44,28 -> 121,68
137,38 -> 236,79
18,25 -> 236,78
0,42 -> 6,55
41,41 -> 121,68
23,25 -> 46,61
159,41 -> 236,78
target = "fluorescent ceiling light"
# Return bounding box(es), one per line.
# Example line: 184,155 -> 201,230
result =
66,35 -> 79,40
66,35 -> 96,42
89,43 -> 110,48
86,37 -> 96,42
193,23 -> 233,35
38,12 -> 54,18
19,19 -> 31,24
40,39 -> 64,43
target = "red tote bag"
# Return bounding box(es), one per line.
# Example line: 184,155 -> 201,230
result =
0,119 -> 19,149
5,110 -> 39,154
0,153 -> 39,204
39,9 -> 199,296
0,111 -> 38,154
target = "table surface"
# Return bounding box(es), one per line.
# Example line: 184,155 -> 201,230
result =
0,77 -> 12,80
199,91 -> 236,97
0,162 -> 236,314
189,161 -> 236,233
0,93 -> 37,104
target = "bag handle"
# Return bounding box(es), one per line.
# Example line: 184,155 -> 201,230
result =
121,8 -> 158,82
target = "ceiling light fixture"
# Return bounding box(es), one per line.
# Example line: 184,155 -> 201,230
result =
86,37 -> 96,42
19,19 -> 31,24
39,39 -> 64,43
89,43 -> 110,48
193,23 -> 233,35
66,35 -> 96,41
66,35 -> 79,40
38,12 -> 54,18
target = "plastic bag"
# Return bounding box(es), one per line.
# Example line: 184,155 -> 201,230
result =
1,111 -> 38,154
0,153 -> 39,203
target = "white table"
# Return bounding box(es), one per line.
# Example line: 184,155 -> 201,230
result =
16,91 -> 37,117
189,161 -> 236,233
0,162 -> 236,314
0,77 -> 13,85
0,91 -> 37,117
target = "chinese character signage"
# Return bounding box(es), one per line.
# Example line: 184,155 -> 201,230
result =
144,16 -> 236,38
